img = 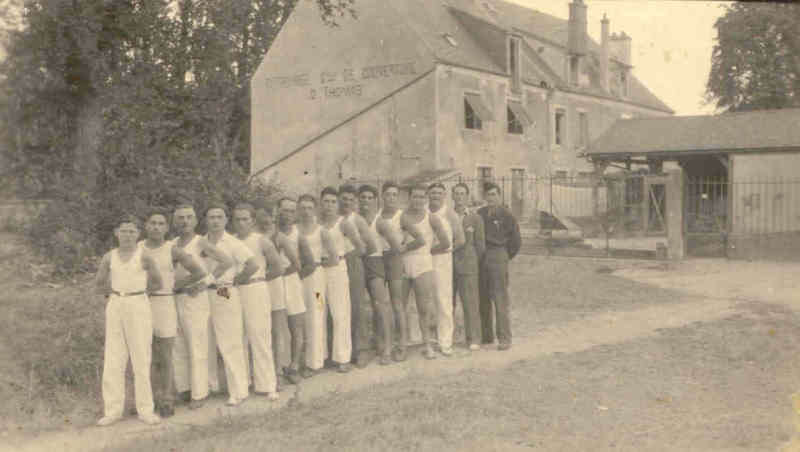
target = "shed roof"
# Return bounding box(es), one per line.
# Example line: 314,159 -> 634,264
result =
588,108 -> 800,158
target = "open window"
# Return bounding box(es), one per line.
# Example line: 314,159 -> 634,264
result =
464,93 -> 494,130
507,100 -> 532,135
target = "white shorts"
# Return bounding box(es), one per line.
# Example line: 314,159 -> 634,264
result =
403,253 -> 433,279
268,278 -> 287,311
283,273 -> 307,316
150,294 -> 177,338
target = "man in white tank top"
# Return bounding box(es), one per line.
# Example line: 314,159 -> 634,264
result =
376,182 -> 409,361
319,186 -> 364,373
172,203 -> 233,410
276,198 -> 307,384
205,203 -> 260,406
399,184 -> 451,360
297,194 -> 335,375
94,215 -> 163,426
338,184 -> 377,368
140,211 -> 206,417
427,183 -> 465,356
233,203 -> 280,400
358,184 -> 394,365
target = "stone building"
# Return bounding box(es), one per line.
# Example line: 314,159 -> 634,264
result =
250,0 -> 673,215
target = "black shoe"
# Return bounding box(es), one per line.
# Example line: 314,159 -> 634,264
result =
337,363 -> 352,373
498,343 -> 512,351
159,403 -> 175,418
286,368 -> 302,385
177,391 -> 191,403
300,367 -> 315,378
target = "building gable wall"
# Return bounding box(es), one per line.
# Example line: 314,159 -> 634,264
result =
250,0 -> 437,176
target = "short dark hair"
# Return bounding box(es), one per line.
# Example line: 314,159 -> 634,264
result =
358,184 -> 378,198
173,203 -> 195,213
277,197 -> 296,209
408,184 -> 428,196
338,184 -> 357,196
233,203 -> 256,219
320,186 -> 339,200
205,202 -> 228,216
116,214 -> 141,230
298,193 -> 317,206
452,183 -> 470,195
484,182 -> 501,195
427,182 -> 445,193
381,181 -> 399,194
146,208 -> 169,222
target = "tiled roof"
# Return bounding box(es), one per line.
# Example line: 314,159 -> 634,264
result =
399,0 -> 673,113
588,108 -> 800,157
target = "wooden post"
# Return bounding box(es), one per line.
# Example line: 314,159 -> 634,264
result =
666,169 -> 685,260
641,176 -> 649,236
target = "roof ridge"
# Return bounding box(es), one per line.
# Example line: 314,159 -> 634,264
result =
618,107 -> 800,121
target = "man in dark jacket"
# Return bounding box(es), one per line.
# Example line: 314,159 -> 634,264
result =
477,182 -> 521,350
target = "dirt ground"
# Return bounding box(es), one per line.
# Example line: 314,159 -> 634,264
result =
4,242 -> 800,451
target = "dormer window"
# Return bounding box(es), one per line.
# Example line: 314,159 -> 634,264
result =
508,35 -> 521,93
569,56 -> 580,86
620,69 -> 629,97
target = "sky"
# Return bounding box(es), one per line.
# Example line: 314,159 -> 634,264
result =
511,0 -> 732,116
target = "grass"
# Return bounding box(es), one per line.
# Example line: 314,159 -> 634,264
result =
0,234 -> 104,434
0,237 -> 693,437
112,301 -> 800,452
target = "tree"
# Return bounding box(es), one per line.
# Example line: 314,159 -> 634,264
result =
706,2 -> 800,112
0,0 -> 356,274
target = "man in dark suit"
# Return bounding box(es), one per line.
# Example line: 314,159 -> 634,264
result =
451,183 -> 485,351
477,182 -> 521,351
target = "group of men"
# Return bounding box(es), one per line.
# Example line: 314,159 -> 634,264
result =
94,181 -> 520,426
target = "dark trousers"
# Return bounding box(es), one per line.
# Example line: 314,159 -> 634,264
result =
151,336 -> 176,405
479,247 -> 512,345
346,254 -> 370,356
453,271 -> 481,346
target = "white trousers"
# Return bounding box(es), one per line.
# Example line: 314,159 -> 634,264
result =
302,267 -> 327,370
325,261 -> 352,364
173,291 -> 211,400
432,253 -> 454,350
102,295 -> 154,418
239,282 -> 276,393
208,287 -> 248,400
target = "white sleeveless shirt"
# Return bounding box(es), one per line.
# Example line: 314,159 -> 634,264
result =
173,235 -> 205,283
110,247 -> 147,293
305,225 -> 324,264
406,211 -> 433,256
281,227 -> 299,268
367,211 -> 388,257
240,232 -> 266,279
430,205 -> 453,253
381,209 -> 404,251
324,217 -> 348,259
342,212 -> 356,254
139,240 -> 174,293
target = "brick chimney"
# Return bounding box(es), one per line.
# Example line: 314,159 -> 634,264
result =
567,0 -> 588,85
600,14 -> 609,92
567,0 -> 588,56
609,31 -> 632,67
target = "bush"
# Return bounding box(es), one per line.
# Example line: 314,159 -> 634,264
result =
24,160 -> 282,278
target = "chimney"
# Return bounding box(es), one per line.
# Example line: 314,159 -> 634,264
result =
567,0 -> 588,56
609,31 -> 632,67
600,14 -> 609,92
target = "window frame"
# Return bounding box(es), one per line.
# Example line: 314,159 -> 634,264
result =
553,105 -> 567,148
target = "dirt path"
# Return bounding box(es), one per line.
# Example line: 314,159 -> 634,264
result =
3,294 -> 742,452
